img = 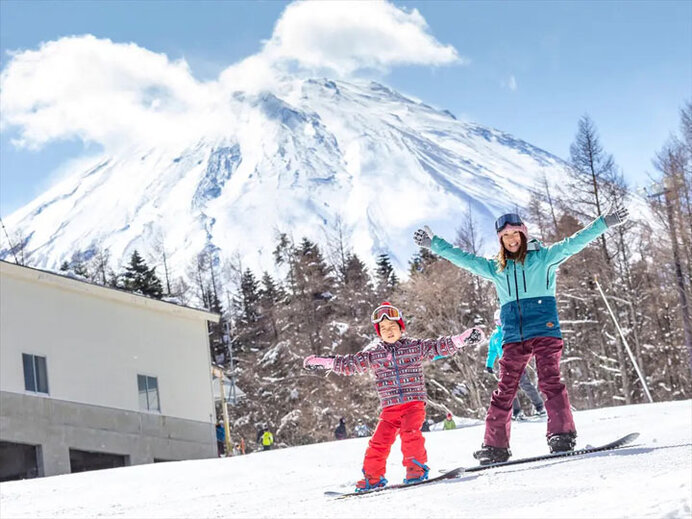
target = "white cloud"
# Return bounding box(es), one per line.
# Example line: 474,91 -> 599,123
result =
502,74 -> 518,91
260,0 -> 461,75
0,1 -> 461,151
0,35 -> 236,151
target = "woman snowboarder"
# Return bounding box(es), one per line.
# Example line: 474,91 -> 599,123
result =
413,207 -> 628,463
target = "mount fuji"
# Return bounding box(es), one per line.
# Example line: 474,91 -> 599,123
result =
1,77 -> 568,278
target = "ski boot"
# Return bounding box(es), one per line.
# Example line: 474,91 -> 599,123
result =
403,459 -> 430,484
355,470 -> 387,493
547,432 -> 577,453
473,444 -> 511,465
512,411 -> 527,421
534,406 -> 547,418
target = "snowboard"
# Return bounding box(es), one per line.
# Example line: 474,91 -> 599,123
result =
462,432 -> 639,474
324,466 -> 465,499
325,432 -> 639,498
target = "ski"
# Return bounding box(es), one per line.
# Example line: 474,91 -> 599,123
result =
443,432 -> 639,474
324,467 -> 465,498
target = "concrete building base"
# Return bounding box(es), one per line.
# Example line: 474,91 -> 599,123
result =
0,391 -> 216,478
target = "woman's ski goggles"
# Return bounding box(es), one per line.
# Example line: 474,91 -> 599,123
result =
371,305 -> 402,324
495,213 -> 524,233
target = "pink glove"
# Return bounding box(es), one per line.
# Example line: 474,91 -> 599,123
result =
451,327 -> 485,350
303,355 -> 335,370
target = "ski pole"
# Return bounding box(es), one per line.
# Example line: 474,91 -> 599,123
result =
594,275 -> 653,403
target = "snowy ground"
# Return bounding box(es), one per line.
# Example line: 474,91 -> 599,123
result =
1,400 -> 690,519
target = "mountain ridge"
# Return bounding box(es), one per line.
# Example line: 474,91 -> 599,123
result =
1,77 -> 569,278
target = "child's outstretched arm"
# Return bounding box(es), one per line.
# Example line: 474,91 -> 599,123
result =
303,350 -> 379,375
413,327 -> 486,361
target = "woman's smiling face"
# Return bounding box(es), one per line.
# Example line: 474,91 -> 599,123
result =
501,229 -> 522,254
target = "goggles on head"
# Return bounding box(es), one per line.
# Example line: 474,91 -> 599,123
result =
371,305 -> 402,324
495,213 -> 524,233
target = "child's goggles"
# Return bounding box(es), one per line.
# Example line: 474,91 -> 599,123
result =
371,305 -> 402,324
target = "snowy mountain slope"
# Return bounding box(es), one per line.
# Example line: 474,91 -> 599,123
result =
1,78 -> 570,276
1,400 -> 690,518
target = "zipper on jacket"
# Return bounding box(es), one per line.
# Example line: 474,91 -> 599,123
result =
506,273 -> 512,296
513,262 -> 524,342
391,346 -> 404,401
522,270 -> 527,292
545,260 -> 564,289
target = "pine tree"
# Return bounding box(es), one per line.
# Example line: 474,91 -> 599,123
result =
375,253 -> 398,294
567,114 -> 626,263
121,250 -> 163,299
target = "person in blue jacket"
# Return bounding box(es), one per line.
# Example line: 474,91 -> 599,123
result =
414,207 -> 628,464
487,309 -> 545,421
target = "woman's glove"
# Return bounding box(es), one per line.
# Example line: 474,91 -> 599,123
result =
413,225 -> 434,248
303,355 -> 335,371
604,205 -> 629,227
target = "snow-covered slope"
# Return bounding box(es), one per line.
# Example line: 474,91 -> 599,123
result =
1,400 -> 690,518
1,78 -> 568,275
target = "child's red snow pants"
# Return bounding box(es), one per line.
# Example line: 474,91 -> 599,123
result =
362,401 -> 426,478
484,336 -> 576,448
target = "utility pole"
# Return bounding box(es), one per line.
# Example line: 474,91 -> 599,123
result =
212,364 -> 232,456
223,320 -> 237,405
646,175 -> 692,375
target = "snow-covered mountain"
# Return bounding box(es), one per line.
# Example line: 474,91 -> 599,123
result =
1,400 -> 690,518
1,78 -> 568,276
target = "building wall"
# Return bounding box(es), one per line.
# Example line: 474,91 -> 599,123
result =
0,262 -> 219,477
0,265 -> 215,423
1,392 -> 216,476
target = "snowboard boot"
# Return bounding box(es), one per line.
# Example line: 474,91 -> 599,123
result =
355,470 -> 387,492
512,411 -> 527,421
534,406 -> 547,418
473,444 -> 511,465
547,432 -> 577,453
403,459 -> 430,485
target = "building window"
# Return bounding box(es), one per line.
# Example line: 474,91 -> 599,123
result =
22,354 -> 49,394
137,375 -> 160,412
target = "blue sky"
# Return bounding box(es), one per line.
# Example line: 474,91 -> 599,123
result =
1,0 -> 690,217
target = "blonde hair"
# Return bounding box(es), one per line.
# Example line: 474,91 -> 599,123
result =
496,233 -> 528,272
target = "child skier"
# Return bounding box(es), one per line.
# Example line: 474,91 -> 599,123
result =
303,302 -> 484,492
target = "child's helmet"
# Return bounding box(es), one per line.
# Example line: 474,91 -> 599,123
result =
371,301 -> 406,336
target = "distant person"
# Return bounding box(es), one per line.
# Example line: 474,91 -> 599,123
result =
443,412 -> 456,430
335,417 -> 348,440
240,437 -> 246,455
354,420 -> 370,437
261,429 -> 274,451
414,206 -> 629,463
216,422 -> 226,457
304,301 -> 484,492
421,419 -> 432,432
487,309 -> 546,421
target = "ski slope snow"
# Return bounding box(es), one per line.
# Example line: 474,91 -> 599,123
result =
1,400 -> 690,518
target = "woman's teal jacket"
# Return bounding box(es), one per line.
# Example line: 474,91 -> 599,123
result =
431,216 -> 608,345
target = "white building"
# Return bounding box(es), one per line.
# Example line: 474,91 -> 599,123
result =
0,260 -> 220,480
